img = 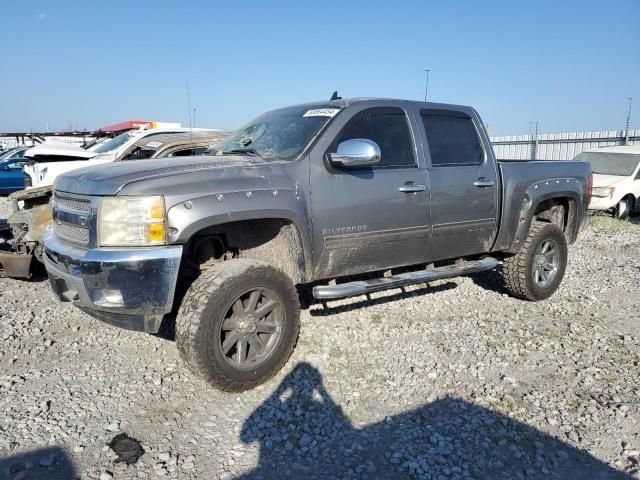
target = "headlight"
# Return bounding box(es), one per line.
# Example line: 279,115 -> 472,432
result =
591,186 -> 615,198
98,196 -> 166,246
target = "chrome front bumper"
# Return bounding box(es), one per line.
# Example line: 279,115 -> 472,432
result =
43,229 -> 182,333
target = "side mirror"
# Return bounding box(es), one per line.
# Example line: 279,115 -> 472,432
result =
328,139 -> 381,168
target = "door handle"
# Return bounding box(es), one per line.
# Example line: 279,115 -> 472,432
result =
473,179 -> 495,188
399,184 -> 426,193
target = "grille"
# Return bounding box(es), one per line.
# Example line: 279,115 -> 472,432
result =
55,195 -> 91,213
54,222 -> 89,244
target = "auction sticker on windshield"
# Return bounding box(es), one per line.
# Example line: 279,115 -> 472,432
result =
303,108 -> 340,118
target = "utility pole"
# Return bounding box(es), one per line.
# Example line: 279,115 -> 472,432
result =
424,69 -> 430,102
534,122 -> 539,161
529,121 -> 539,160
625,97 -> 633,145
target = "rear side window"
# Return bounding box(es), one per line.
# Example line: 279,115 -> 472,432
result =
334,107 -> 416,168
123,147 -> 156,160
166,146 -> 209,157
421,111 -> 483,166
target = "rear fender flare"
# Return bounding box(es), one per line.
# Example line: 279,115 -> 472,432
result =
506,178 -> 584,254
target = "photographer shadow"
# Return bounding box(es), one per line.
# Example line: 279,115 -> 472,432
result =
236,362 -> 629,479
0,446 -> 76,480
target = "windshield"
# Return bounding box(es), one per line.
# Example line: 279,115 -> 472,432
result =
575,152 -> 640,176
217,104 -> 342,160
92,131 -> 136,154
0,148 -> 20,160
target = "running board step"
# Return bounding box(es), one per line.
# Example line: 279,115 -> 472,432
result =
312,256 -> 499,300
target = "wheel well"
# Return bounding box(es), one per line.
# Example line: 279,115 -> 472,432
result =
533,197 -> 577,241
181,218 -> 306,284
621,193 -> 636,204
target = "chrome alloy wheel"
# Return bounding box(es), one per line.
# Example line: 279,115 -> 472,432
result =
532,239 -> 560,288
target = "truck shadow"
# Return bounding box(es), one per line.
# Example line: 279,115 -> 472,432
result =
469,267 -> 509,295
0,446 -> 77,480
235,362 -> 629,480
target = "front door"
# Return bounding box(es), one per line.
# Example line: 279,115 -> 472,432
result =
309,105 -> 430,279
418,108 -> 499,260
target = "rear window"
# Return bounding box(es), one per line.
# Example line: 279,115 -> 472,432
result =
421,111 -> 483,166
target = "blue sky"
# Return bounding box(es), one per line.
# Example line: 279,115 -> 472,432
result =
2,0 -> 638,135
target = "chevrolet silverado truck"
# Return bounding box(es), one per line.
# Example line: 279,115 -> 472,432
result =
43,98 -> 592,392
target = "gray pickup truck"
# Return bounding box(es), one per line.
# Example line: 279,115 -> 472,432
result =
43,98 -> 592,392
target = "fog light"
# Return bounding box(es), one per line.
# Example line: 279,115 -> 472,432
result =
94,288 -> 124,307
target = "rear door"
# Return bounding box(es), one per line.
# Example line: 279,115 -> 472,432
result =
309,104 -> 430,278
417,108 -> 499,260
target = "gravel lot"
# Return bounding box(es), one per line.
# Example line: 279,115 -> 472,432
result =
0,196 -> 639,480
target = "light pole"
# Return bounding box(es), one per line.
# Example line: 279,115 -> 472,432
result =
424,69 -> 430,102
625,97 -> 633,145
193,108 -> 197,129
529,121 -> 539,160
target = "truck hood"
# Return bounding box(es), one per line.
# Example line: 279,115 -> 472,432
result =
53,155 -> 283,196
25,143 -> 97,160
592,173 -> 626,187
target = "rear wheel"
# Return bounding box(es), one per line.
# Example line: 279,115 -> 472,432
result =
176,259 -> 300,392
502,222 -> 568,301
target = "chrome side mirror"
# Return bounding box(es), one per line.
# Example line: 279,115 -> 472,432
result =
328,139 -> 381,168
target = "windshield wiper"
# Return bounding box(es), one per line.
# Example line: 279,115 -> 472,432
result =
222,148 -> 259,156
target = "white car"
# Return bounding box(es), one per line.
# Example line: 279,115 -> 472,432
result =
23,126 -> 216,188
575,146 -> 640,219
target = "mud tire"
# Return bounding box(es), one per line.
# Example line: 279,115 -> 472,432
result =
176,259 -> 300,392
502,222 -> 568,301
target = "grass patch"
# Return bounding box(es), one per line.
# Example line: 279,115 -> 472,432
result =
589,215 -> 632,231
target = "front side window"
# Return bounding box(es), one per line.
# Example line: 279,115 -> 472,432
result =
7,161 -> 25,169
333,107 -> 416,168
421,111 -> 483,166
218,104 -> 342,161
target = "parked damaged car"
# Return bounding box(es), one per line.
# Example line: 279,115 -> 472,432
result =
575,146 -> 640,219
0,146 -> 29,194
0,130 -> 228,278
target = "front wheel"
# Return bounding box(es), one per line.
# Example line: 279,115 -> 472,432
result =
614,197 -> 633,220
501,222 -> 568,301
176,259 -> 300,392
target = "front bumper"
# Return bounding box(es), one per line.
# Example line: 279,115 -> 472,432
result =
43,229 -> 182,333
588,196 -> 616,212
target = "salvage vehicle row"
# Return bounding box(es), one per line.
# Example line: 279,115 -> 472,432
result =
0,129 -> 227,278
